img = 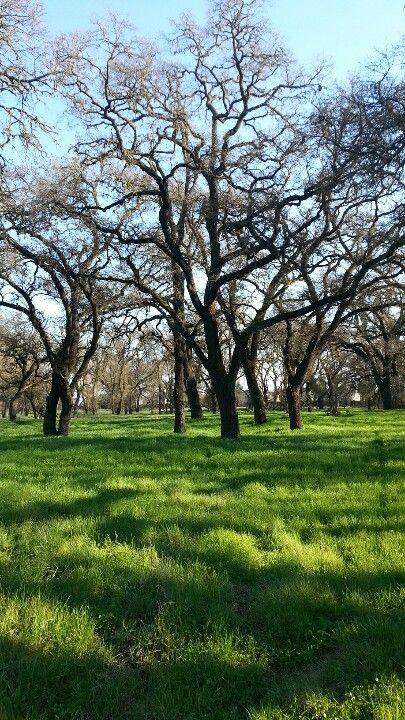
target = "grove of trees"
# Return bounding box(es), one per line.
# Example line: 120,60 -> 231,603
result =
0,0 -> 404,437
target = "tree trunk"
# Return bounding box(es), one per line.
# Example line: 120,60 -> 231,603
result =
213,375 -> 240,439
73,389 -> 81,417
242,354 -> 267,425
183,346 -> 203,420
185,374 -> 203,419
173,334 -> 186,433
43,372 -> 60,436
242,333 -> 267,425
29,395 -> 38,419
329,393 -> 339,415
9,399 -> 17,422
158,383 -> 164,414
377,375 -> 394,410
286,385 -> 303,430
58,382 -> 73,436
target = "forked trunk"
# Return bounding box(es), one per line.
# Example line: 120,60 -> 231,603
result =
43,372 -> 60,436
58,383 -> 74,436
43,371 -> 74,436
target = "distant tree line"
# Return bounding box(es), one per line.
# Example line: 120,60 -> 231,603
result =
0,0 -> 404,437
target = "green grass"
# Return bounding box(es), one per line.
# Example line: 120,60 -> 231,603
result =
0,410 -> 404,720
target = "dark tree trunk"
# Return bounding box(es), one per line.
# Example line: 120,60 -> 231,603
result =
242,334 -> 267,425
317,395 -> 325,410
58,383 -> 73,436
43,372 -> 60,436
9,400 -> 17,422
329,394 -> 339,415
212,375 -> 240,439
184,347 -> 203,420
286,385 -> 303,430
29,396 -> 38,419
173,333 -> 186,433
186,374 -> 203,419
242,356 -> 267,425
205,383 -> 217,413
377,375 -> 394,410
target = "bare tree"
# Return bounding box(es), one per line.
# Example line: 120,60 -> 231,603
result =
54,1 -> 405,438
0,176 -> 115,435
340,287 -> 404,410
0,0 -> 50,166
0,317 -> 46,419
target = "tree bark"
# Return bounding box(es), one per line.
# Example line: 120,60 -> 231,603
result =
242,354 -> 267,424
9,399 -> 17,422
28,395 -> 38,419
377,375 -> 394,410
43,372 -> 60,436
173,332 -> 186,433
328,393 -> 339,415
183,346 -> 203,420
242,333 -> 267,425
212,374 -> 240,439
286,385 -> 303,430
58,382 -> 73,436
185,374 -> 203,419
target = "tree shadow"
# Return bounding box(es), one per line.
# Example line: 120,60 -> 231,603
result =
0,412 -> 404,718
0,547 -> 403,719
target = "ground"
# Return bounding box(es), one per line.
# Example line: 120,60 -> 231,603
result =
0,410 -> 404,720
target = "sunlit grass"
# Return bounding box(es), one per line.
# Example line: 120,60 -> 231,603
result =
0,410 -> 404,719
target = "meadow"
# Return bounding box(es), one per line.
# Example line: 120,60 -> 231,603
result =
0,410 -> 404,720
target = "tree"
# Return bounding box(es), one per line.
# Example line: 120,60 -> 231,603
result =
0,0 -> 50,166
55,1 -> 325,438
0,318 -> 45,419
0,176 -> 114,435
55,0 -> 405,438
340,287 -> 404,410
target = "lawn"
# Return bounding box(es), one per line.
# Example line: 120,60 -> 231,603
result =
0,410 -> 404,720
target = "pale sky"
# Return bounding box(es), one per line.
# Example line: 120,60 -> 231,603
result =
42,0 -> 405,79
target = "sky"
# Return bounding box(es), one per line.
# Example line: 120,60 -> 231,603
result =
42,0 -> 405,79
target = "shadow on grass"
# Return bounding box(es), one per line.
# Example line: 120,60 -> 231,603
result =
0,413 -> 404,718
0,635 -> 143,720
0,428 -> 402,490
0,553 -> 403,720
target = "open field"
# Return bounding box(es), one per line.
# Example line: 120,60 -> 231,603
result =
0,411 -> 404,720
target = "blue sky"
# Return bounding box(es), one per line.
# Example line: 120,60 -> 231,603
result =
42,0 -> 405,79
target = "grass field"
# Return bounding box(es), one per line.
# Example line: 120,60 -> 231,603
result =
0,410 -> 404,720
